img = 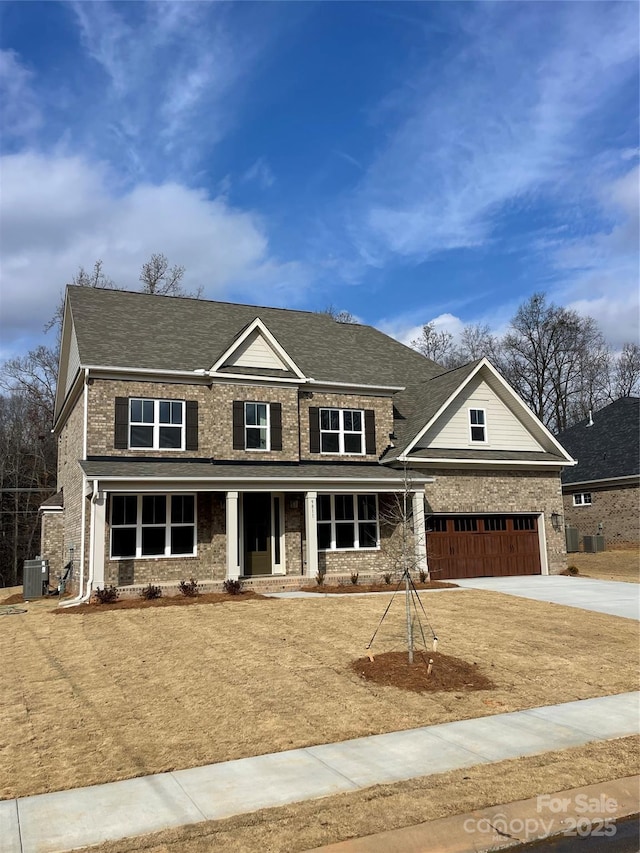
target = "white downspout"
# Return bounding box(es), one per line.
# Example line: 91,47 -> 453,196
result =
82,479 -> 99,601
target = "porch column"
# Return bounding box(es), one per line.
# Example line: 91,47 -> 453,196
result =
412,490 -> 428,578
304,491 -> 318,578
226,491 -> 240,580
92,490 -> 106,589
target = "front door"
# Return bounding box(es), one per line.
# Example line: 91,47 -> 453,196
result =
243,493 -> 272,576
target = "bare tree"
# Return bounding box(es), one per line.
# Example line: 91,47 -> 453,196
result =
500,293 -> 611,432
411,322 -> 457,367
612,343 -> 640,398
0,393 -> 56,586
318,305 -> 359,324
457,323 -> 500,363
139,253 -> 202,297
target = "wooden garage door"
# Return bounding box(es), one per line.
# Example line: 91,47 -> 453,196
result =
426,515 -> 541,579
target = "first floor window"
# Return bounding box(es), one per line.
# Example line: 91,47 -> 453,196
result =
110,494 -> 196,558
130,399 -> 184,450
573,492 -> 592,506
469,408 -> 487,443
317,494 -> 378,550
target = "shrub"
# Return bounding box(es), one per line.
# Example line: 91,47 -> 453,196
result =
419,569 -> 428,584
178,578 -> 200,597
315,571 -> 325,586
567,565 -> 579,575
140,584 -> 162,600
350,572 -> 359,586
223,579 -> 242,595
94,585 -> 118,605
383,572 -> 393,585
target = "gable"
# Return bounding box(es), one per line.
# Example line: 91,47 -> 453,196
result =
210,317 -> 306,379
400,359 -> 574,463
222,328 -> 290,372
418,374 -> 544,452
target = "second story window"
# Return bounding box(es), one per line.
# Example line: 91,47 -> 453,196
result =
320,408 -> 364,454
245,402 -> 269,450
469,408 -> 487,443
130,399 -> 184,450
232,401 -> 282,452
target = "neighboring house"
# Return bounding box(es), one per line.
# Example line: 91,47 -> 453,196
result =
557,397 -> 640,546
41,286 -> 575,596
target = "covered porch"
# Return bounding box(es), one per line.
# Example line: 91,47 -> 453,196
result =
79,460 -> 432,591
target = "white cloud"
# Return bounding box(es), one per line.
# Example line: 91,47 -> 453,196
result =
0,49 -> 41,141
242,158 -> 276,190
550,164 -> 639,348
0,152 -> 307,352
67,2 -> 269,180
345,3 -> 639,265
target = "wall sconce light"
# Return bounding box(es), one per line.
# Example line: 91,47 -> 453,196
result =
289,498 -> 299,509
550,511 -> 563,532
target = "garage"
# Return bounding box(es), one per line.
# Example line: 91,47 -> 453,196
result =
426,515 -> 541,579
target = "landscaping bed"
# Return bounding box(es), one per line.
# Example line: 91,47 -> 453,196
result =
302,580 -> 457,593
54,590 -> 268,613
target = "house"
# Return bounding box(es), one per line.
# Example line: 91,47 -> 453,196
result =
557,397 -> 640,547
40,286 -> 575,597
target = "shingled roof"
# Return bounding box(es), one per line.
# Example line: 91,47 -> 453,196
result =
557,397 -> 640,485
66,286 -> 442,388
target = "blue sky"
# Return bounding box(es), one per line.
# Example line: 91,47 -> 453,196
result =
1,1 -> 638,359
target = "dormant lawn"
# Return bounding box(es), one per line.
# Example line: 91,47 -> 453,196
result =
568,547 -> 639,583
1,589 -> 638,801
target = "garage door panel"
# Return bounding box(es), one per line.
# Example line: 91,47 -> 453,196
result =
426,515 -> 541,579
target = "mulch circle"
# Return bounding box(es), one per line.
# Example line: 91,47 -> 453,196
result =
303,581 -> 457,594
53,590 -> 268,614
352,650 -> 495,693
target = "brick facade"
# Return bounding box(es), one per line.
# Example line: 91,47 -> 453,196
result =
87,380 -> 395,462
40,511 -> 64,581
563,482 -> 640,546
56,392 -> 89,591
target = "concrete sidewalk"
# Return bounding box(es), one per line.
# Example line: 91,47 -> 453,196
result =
454,576 -> 640,620
2,691 -> 638,853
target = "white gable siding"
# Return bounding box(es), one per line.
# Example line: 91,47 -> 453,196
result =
421,376 -> 543,451
225,329 -> 289,371
65,326 -> 81,397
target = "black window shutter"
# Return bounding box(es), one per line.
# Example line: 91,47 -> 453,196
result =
185,400 -> 198,451
364,409 -> 376,455
114,397 -> 129,449
232,401 -> 245,450
309,407 -> 320,453
270,403 -> 282,451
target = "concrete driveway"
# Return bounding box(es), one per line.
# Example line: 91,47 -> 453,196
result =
454,575 -> 639,620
